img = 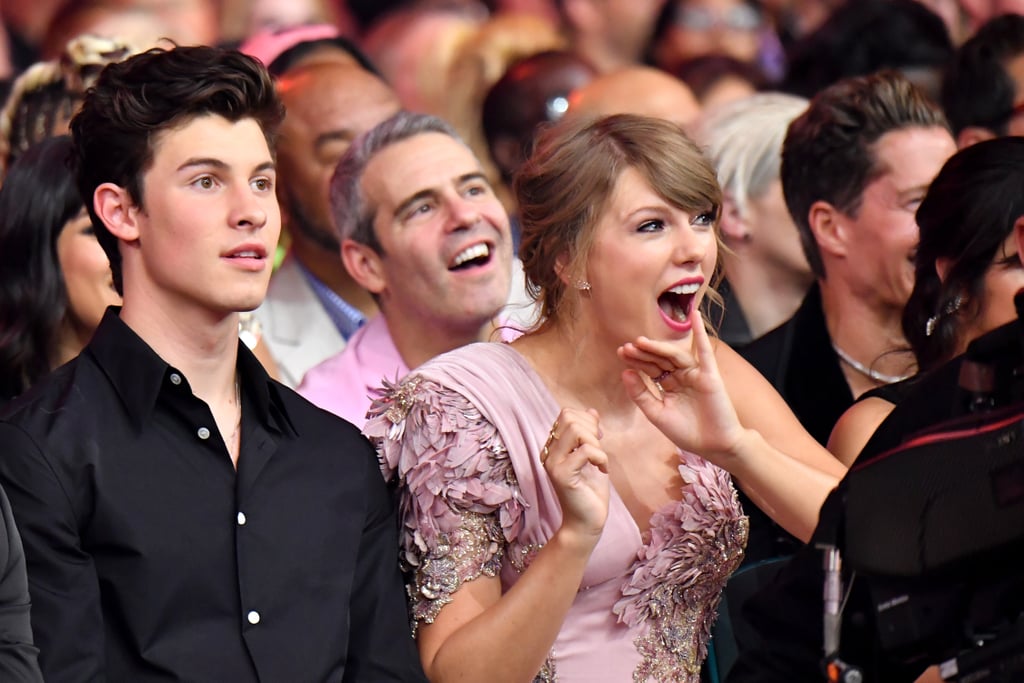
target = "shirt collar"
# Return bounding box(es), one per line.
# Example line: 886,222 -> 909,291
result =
87,307 -> 298,436
236,336 -> 299,437
295,260 -> 367,339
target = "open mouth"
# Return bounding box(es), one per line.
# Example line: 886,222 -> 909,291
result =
448,242 -> 493,271
658,281 -> 700,324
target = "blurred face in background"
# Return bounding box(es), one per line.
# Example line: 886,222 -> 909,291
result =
745,179 -> 809,276
838,126 -> 956,311
57,211 -> 121,337
654,0 -> 764,70
276,63 -> 401,253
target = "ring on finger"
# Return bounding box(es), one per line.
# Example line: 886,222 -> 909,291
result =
655,370 -> 671,382
548,420 -> 560,440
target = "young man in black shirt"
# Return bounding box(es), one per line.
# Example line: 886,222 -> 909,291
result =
0,45 -> 425,682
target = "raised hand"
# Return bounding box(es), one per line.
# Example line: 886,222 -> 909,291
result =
617,312 -> 746,461
540,407 -> 610,547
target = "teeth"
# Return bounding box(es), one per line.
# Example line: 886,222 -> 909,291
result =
668,282 -> 700,295
233,251 -> 260,258
451,243 -> 490,267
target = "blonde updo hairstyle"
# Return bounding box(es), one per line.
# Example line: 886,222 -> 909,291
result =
516,113 -> 724,330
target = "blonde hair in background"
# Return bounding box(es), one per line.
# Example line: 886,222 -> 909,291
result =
693,92 -> 809,216
0,34 -> 137,180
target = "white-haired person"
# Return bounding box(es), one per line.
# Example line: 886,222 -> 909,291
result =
693,92 -> 812,346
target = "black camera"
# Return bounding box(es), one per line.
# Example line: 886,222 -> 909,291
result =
824,292 -> 1024,682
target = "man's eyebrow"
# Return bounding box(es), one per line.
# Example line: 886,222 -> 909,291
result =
458,172 -> 489,186
314,130 -> 355,151
896,183 -> 929,200
176,158 -> 276,174
177,157 -> 228,173
393,172 -> 490,217
394,188 -> 436,218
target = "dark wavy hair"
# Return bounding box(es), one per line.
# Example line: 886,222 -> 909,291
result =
0,136 -> 83,400
781,70 -> 948,279
941,14 -> 1024,136
903,137 -> 1024,372
69,45 -> 285,295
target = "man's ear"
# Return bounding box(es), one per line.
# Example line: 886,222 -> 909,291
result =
94,183 -> 140,243
956,126 -> 997,149
341,239 -> 386,295
719,194 -> 749,245
808,200 -> 847,259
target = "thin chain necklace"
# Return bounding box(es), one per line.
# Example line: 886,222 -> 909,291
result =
229,377 -> 242,450
831,343 -> 912,384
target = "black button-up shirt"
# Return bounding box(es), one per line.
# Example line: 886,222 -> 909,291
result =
0,309 -> 426,682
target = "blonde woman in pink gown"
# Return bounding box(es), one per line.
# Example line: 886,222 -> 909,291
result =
365,114 -> 846,682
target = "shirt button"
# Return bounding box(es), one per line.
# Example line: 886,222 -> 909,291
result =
237,512 -> 247,526
197,427 -> 211,440
247,610 -> 260,625
169,373 -> 182,385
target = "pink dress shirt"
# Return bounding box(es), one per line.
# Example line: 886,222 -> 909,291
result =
298,315 -> 408,427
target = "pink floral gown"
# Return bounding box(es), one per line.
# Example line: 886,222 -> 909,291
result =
364,342 -> 748,682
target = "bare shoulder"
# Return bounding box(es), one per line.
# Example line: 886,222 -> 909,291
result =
827,397 -> 897,468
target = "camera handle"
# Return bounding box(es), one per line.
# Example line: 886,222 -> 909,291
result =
821,545 -> 864,683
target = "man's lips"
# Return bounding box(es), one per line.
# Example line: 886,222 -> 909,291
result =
223,243 -> 268,259
222,243 -> 270,271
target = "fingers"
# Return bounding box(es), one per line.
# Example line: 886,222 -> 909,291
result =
619,322 -> 721,385
617,343 -> 676,378
622,369 -> 662,415
689,310 -> 719,370
540,408 -> 602,466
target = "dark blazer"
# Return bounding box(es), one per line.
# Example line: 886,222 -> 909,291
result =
738,283 -> 854,446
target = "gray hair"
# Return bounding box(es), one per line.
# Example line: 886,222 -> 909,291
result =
693,92 -> 808,215
329,110 -> 465,252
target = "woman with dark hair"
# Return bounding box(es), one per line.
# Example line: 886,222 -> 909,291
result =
0,135 -> 120,401
829,136 -> 1024,466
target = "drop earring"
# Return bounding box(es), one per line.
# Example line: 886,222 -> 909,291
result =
576,280 -> 591,291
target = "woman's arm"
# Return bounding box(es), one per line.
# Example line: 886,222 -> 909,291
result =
418,526 -> 594,681
414,408 -> 610,683
827,397 -> 896,468
619,314 -> 844,542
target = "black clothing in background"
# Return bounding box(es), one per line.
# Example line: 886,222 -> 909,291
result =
0,309 -> 426,683
734,283 -> 852,565
738,283 -> 853,446
715,279 -> 753,348
715,283 -> 852,679
0,483 -> 42,682
728,336 -> 1002,682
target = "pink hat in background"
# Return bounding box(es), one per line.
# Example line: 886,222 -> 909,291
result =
239,24 -> 342,68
